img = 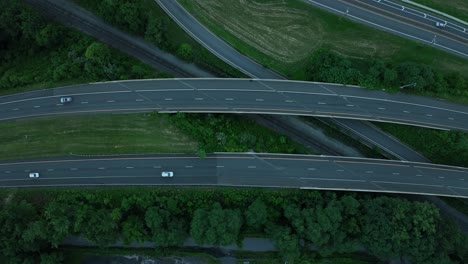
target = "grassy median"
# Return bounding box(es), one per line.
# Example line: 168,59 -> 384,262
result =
178,0 -> 468,80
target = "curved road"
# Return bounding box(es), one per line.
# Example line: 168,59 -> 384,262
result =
1,79 -> 467,131
155,0 -> 465,163
1,153 -> 468,198
307,0 -> 468,57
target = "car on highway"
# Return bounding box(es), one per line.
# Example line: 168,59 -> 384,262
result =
435,22 -> 446,28
29,172 -> 40,178
60,96 -> 73,103
161,171 -> 174,177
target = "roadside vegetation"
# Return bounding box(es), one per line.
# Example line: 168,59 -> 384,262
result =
0,187 -> 466,263
375,123 -> 468,167
74,0 -> 245,78
169,113 -> 310,155
0,0 -> 159,95
408,0 -> 468,22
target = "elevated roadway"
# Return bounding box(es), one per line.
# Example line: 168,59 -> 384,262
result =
1,153 -> 467,198
1,79 -> 467,131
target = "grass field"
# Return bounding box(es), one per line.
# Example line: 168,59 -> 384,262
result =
409,0 -> 468,22
0,113 -> 197,160
178,0 -> 468,80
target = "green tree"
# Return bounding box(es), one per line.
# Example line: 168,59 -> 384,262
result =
145,17 -> 168,49
85,42 -> 111,65
40,252 -> 64,264
266,223 -> 301,263
177,43 -> 193,61
79,208 -> 119,247
245,199 -> 269,230
190,203 -> 242,246
145,206 -> 187,247
121,215 -> 148,245
361,197 -> 440,263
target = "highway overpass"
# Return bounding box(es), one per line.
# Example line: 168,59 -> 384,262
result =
1,153 -> 467,198
1,78 -> 467,131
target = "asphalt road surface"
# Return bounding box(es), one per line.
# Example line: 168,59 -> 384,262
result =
1,153 -> 467,198
306,0 -> 468,58
1,79 -> 467,131
155,0 -> 466,162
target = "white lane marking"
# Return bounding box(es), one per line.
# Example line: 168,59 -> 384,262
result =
336,169 -> 344,172
256,99 -> 264,102
126,167 -> 134,169
318,102 -> 327,105
153,166 -> 161,168
225,98 -> 234,101
460,179 -> 465,181
216,165 -> 224,168
135,99 -> 144,102
346,104 -> 354,107
403,110 -> 410,113
392,172 -> 400,175
81,101 -> 88,104
194,98 -> 204,101
106,100 -> 115,103
164,98 -> 173,101
378,107 -> 386,110
34,106 -> 40,108
416,174 -> 423,177
426,114 -> 433,117
98,167 -> 105,170
47,169 -> 54,171
70,168 -> 78,170
372,181 -> 443,187
25,170 -> 30,172
185,165 -> 193,168
365,171 -> 374,173
300,177 -> 366,182
448,117 -> 455,120
285,100 -> 294,103
248,166 -> 256,168
439,176 -> 445,179
307,168 -> 316,170
5,171 -> 10,173
12,108 -> 19,111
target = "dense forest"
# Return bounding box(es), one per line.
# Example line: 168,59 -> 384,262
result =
1,188 -> 467,263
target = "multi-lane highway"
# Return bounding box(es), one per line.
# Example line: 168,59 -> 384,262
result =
1,153 -> 467,198
306,0 -> 468,58
1,78 -> 467,131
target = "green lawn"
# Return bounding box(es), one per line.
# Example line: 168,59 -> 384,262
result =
408,0 -> 468,22
178,0 -> 468,80
0,113 -> 198,160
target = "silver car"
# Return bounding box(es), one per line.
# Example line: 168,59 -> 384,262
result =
60,97 -> 73,103
29,172 -> 40,178
161,171 -> 174,177
435,22 -> 446,28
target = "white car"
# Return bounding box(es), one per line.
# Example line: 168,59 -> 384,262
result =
29,172 -> 40,178
60,97 -> 73,103
435,22 -> 446,28
161,171 -> 174,177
